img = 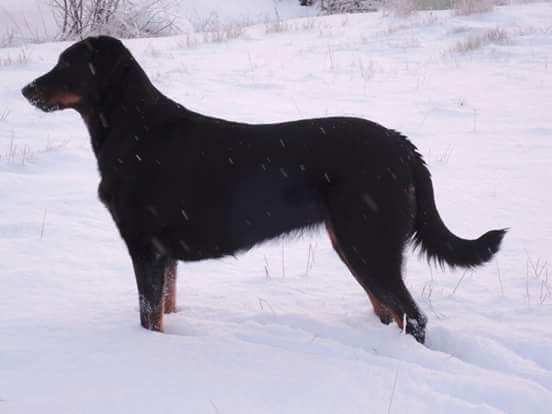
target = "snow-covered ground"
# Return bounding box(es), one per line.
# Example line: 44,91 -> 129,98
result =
1,2 -> 552,413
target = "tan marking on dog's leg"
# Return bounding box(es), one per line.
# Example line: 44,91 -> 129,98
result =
327,221 -> 389,323
164,262 -> 177,314
367,290 -> 393,324
156,313 -> 164,332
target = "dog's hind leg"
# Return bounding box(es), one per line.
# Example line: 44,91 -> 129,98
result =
326,221 -> 393,325
369,276 -> 427,343
164,260 -> 177,314
130,248 -> 170,332
339,239 -> 426,342
325,197 -> 427,343
366,290 -> 393,325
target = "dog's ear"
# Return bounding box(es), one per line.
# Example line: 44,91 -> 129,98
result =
84,36 -> 132,93
84,35 -> 126,56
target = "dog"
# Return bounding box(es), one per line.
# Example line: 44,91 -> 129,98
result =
22,36 -> 506,343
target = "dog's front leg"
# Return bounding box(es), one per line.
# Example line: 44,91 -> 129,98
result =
129,249 -> 170,332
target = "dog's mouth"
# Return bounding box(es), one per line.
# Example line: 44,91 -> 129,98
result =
22,83 -> 80,112
27,97 -> 62,112
22,84 -> 53,112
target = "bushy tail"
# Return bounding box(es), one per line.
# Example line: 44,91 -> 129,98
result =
412,156 -> 506,268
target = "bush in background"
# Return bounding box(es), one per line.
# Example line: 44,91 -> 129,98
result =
383,0 -> 418,16
50,0 -> 178,39
452,0 -> 495,15
316,0 -> 381,13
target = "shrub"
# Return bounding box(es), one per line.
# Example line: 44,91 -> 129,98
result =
383,0 -> 418,17
452,0 -> 495,16
320,0 -> 380,14
50,0 -> 178,39
450,27 -> 510,53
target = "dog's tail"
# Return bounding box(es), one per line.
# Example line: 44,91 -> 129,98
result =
411,154 -> 506,268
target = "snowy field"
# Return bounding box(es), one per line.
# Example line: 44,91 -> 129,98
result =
1,2 -> 552,413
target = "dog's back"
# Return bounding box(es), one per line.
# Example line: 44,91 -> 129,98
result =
104,111 -> 419,259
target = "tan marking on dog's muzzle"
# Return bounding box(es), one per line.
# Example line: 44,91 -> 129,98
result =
53,93 -> 82,107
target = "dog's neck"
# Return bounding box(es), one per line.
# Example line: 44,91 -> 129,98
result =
77,59 -> 178,158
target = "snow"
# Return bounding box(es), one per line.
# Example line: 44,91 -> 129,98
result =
2,2 -> 552,413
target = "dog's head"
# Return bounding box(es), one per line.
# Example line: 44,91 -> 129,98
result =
22,36 -> 131,112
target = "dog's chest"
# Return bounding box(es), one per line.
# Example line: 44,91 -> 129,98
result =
97,178 -> 127,227
98,179 -> 112,206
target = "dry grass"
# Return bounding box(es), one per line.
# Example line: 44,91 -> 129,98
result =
1,135 -> 69,167
452,0 -> 495,16
175,23 -> 245,50
450,28 -> 511,54
265,18 -> 318,35
512,25 -> 552,37
0,30 -> 15,48
447,25 -> 472,35
175,34 -> 199,49
0,135 -> 32,166
0,108 -> 10,122
383,0 -> 495,18
188,11 -> 248,41
205,25 -> 244,43
383,0 -> 419,17
382,15 -> 439,35
321,0 -> 379,14
357,58 -> 376,80
265,20 -> 290,34
525,253 -> 551,305
0,48 -> 31,66
0,7 -> 53,46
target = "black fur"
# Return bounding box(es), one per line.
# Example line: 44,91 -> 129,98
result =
412,157 -> 507,268
22,36 -> 506,343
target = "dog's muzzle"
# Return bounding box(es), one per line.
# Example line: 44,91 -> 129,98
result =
21,82 -> 37,102
21,81 -> 52,110
21,81 -> 69,112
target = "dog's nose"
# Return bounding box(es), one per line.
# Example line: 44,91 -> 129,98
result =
21,82 -> 36,100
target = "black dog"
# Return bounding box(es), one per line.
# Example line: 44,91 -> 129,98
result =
22,36 -> 506,343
